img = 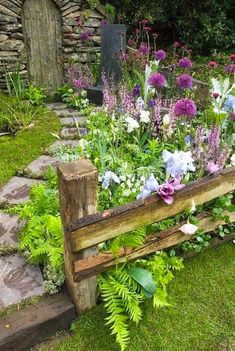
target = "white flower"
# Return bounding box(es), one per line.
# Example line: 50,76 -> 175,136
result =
162,114 -> 170,126
162,150 -> 195,178
140,110 -> 150,123
126,116 -> 140,133
179,223 -> 198,235
190,200 -> 196,214
231,154 -> 235,166
136,97 -> 145,110
102,171 -> 120,189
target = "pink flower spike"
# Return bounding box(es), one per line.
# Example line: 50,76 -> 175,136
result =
180,223 -> 198,235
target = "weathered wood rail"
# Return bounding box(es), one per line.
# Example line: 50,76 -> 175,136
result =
57,160 -> 235,313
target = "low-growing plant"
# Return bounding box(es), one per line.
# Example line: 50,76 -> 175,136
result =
25,85 -> 46,106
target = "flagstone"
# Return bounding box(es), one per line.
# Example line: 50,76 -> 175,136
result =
0,254 -> 44,309
24,155 -> 61,178
0,212 -> 24,246
0,177 -> 42,207
60,127 -> 88,140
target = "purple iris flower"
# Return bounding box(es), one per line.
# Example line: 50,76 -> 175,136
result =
133,84 -> 141,97
157,183 -> 175,205
137,174 -> 159,200
149,99 -> 155,107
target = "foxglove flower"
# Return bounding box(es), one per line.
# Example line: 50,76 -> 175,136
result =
180,223 -> 198,235
102,171 -> 120,189
137,174 -> 159,200
206,161 -> 220,174
162,150 -> 195,178
140,110 -> 150,123
126,116 -> 140,133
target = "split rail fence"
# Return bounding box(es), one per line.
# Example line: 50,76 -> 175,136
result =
57,160 -> 235,313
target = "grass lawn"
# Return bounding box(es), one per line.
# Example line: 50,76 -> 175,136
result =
0,108 -> 60,186
37,243 -> 235,351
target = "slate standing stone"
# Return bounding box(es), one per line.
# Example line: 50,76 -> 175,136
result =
87,24 -> 126,105
0,254 -> 44,309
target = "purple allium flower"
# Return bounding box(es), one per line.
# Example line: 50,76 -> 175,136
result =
176,73 -> 193,90
132,84 -> 140,97
225,64 -> 235,74
206,161 -> 220,174
178,57 -> 192,68
157,183 -> 175,205
154,49 -> 166,61
148,72 -> 166,88
231,113 -> 235,121
79,31 -> 92,42
173,98 -> 197,118
149,99 -> 155,107
138,42 -> 150,55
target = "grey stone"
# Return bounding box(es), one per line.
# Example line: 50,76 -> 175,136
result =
60,116 -> 86,127
60,127 -> 88,140
45,140 -> 80,155
0,254 -> 44,309
24,156 -> 60,178
54,108 -> 82,118
0,212 -> 24,246
45,102 -> 67,110
0,177 -> 41,207
0,39 -> 24,51
0,34 -> 8,41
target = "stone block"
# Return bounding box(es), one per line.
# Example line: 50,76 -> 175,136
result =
0,212 -> 24,246
60,127 -> 88,139
24,156 -> 60,178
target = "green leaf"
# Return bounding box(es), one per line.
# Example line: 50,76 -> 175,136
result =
128,267 -> 156,299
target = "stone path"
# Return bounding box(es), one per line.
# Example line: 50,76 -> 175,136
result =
0,102 -> 86,309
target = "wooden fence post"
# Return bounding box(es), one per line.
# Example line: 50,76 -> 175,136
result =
57,159 -> 98,313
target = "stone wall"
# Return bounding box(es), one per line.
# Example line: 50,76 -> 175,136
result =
0,0 -> 103,92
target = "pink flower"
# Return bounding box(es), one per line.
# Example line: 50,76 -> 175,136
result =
206,161 -> 220,174
230,54 -> 235,61
157,183 -> 175,205
120,52 -> 129,62
173,41 -> 180,48
180,223 -> 198,235
167,178 -> 185,191
138,42 -> 150,55
208,61 -> 217,68
212,92 -> 220,99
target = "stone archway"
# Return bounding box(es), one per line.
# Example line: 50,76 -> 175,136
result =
21,0 -> 64,92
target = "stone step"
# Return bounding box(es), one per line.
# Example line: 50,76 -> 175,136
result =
0,177 -> 42,207
0,212 -> 25,247
23,155 -> 61,179
45,102 -> 67,110
60,127 -> 88,140
53,108 -> 82,118
0,254 -> 44,309
45,140 -> 80,156
60,116 -> 86,127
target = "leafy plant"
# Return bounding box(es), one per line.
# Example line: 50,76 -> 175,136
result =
25,85 -> 46,106
4,63 -> 25,99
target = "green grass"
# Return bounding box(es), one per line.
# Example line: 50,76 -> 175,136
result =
0,108 -> 60,186
37,243 -> 235,351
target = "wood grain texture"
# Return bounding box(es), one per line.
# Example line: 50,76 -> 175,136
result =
0,292 -> 75,351
74,211 -> 235,280
70,167 -> 235,252
58,160 -> 99,313
21,0 -> 64,92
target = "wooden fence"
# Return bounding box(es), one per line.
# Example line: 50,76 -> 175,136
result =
57,160 -> 235,313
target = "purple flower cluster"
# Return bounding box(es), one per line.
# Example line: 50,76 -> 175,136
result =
154,49 -> 166,61
138,42 -> 150,55
173,98 -> 197,118
225,64 -> 235,74
178,57 -> 192,68
120,86 -> 136,115
67,65 -> 93,90
120,52 -> 129,62
176,73 -> 193,89
148,72 -> 166,88
102,72 -> 117,113
79,30 -> 92,42
137,175 -> 184,205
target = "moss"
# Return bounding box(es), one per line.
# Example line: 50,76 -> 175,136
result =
0,107 -> 60,186
0,295 -> 42,319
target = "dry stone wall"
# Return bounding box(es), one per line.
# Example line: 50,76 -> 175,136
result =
0,0 -> 102,92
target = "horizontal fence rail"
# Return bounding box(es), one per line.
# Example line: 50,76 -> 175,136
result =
57,160 -> 235,312
69,166 -> 235,252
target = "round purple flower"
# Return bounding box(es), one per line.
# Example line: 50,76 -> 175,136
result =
133,84 -> 140,97
80,31 -> 92,42
225,64 -> 235,74
148,72 -> 166,88
231,113 -> 235,122
173,98 -> 197,118
154,49 -> 166,61
178,57 -> 192,68
176,73 -> 193,89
